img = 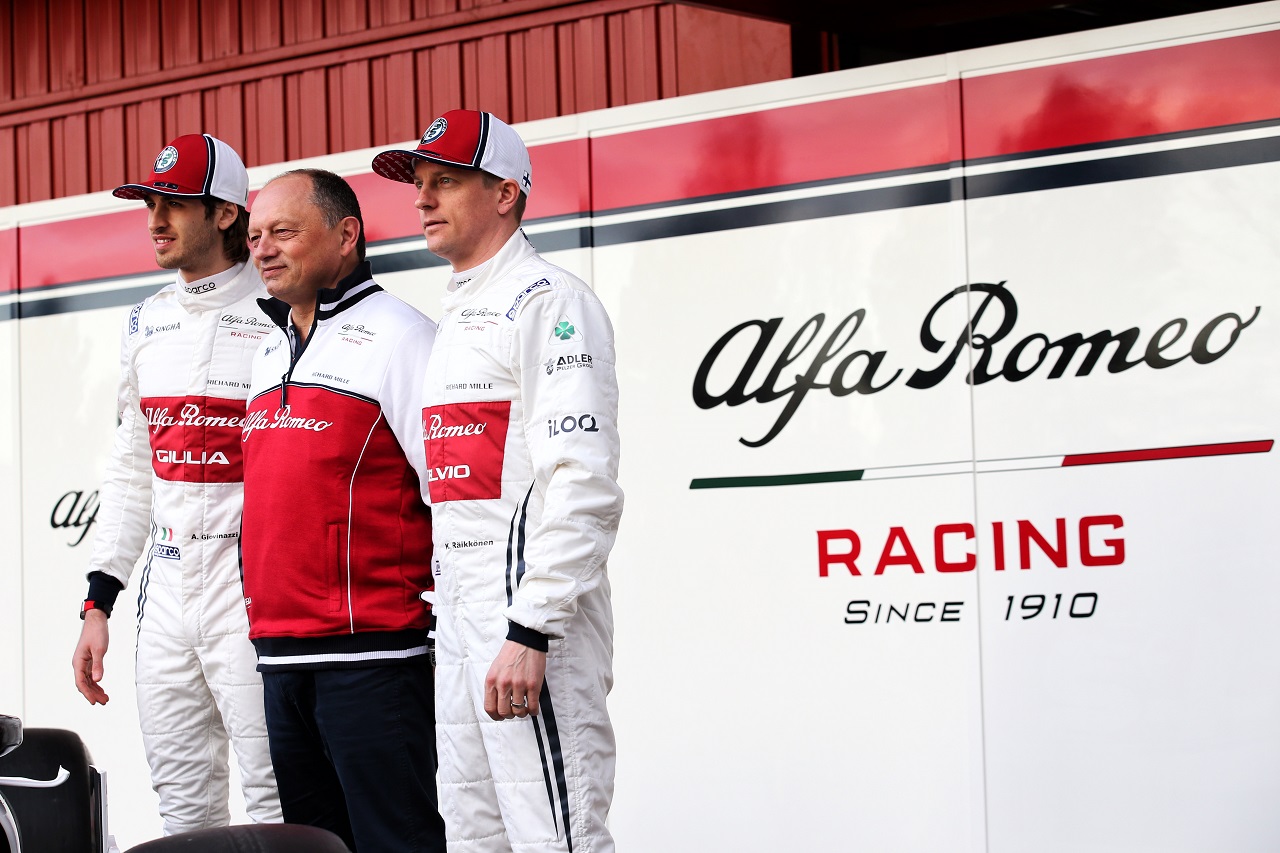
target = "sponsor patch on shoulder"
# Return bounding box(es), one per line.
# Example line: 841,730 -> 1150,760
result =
544,353 -> 595,374
129,302 -> 144,335
505,278 -> 551,320
549,315 -> 583,345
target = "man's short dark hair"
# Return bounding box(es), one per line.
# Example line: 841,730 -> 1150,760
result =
482,172 -> 527,224
200,196 -> 250,264
279,168 -> 367,262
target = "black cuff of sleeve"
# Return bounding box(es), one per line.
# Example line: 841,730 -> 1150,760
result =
86,572 -> 125,615
506,621 -> 550,652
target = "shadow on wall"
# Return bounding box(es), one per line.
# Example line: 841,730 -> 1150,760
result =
1000,76 -> 1162,154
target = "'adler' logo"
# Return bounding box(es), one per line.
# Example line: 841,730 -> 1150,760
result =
421,118 -> 448,145
544,354 -> 594,374
153,146 -> 179,173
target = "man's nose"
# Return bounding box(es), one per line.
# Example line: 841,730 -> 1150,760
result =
415,185 -> 434,209
147,206 -> 167,230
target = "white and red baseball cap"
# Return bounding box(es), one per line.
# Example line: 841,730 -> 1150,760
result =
113,133 -> 249,207
372,110 -> 532,198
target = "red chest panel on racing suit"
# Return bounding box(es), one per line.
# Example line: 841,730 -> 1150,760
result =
142,395 -> 247,483
422,401 -> 511,503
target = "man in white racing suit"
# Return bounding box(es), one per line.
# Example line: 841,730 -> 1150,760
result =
373,110 -> 624,853
71,133 -> 281,835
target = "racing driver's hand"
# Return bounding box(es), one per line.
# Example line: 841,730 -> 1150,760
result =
485,640 -> 546,720
72,610 -> 111,705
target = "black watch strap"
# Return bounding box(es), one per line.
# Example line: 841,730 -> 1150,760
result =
80,599 -> 112,619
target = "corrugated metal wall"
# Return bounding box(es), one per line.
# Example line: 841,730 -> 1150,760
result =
0,0 -> 791,206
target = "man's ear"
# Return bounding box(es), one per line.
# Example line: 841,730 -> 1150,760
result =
339,216 -> 362,257
496,179 -> 521,216
215,200 -> 240,232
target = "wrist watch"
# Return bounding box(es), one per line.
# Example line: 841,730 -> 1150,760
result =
80,599 -> 111,619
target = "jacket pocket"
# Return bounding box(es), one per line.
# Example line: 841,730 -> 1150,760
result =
327,523 -> 346,614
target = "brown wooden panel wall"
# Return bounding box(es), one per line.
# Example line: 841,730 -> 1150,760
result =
0,0 -> 791,206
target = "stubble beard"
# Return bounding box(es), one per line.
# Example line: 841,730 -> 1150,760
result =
156,221 -> 223,275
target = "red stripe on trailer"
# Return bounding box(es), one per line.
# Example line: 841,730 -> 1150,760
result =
962,29 -> 1280,160
0,229 -> 16,294
527,138 -> 593,222
589,82 -> 957,212
19,207 -> 154,290
353,171 -> 419,246
1062,440 -> 1274,467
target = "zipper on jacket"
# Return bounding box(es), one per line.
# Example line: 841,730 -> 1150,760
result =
280,310 -> 319,408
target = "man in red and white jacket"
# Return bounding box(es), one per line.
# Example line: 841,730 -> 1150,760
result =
241,168 -> 445,853
71,134 -> 281,835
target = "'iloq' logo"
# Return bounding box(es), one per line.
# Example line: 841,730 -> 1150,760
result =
547,414 -> 600,437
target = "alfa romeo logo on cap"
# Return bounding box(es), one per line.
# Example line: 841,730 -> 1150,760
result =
421,118 -> 448,145
153,146 -> 179,173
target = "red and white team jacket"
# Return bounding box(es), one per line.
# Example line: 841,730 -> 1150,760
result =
86,261 -> 272,607
241,262 -> 436,670
421,231 -> 624,648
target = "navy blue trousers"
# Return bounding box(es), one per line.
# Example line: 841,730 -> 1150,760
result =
262,663 -> 446,853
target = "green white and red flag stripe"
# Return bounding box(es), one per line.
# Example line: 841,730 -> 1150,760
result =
690,440 -> 1273,490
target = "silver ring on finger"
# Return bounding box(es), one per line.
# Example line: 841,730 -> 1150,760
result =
510,698 -> 527,709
